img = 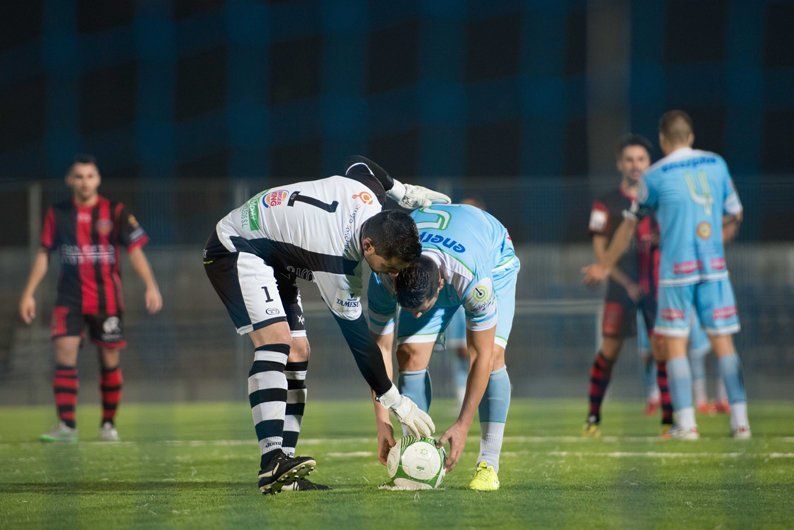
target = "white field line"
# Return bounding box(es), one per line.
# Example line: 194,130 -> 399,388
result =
325,450 -> 794,459
3,435 -> 793,448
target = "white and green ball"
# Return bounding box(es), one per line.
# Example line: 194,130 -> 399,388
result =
386,436 -> 446,490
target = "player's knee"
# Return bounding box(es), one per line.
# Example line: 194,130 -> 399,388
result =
289,337 -> 311,362
99,348 -> 121,368
396,344 -> 430,371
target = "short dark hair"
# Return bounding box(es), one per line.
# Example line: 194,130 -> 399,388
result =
395,255 -> 439,309
361,210 -> 421,263
615,134 -> 652,159
71,153 -> 99,169
658,110 -> 694,144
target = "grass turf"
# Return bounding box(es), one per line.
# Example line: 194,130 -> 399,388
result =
0,399 -> 791,529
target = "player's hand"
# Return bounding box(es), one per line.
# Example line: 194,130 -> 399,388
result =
626,282 -> 642,302
376,420 -> 396,465
387,180 -> 451,210
145,286 -> 163,314
581,263 -> 610,285
19,295 -> 36,324
437,420 -> 468,472
389,395 -> 435,438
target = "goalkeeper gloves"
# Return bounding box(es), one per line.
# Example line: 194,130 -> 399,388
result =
387,180 -> 451,210
377,385 -> 435,437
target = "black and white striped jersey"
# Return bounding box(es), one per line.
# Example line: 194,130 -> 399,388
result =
211,163 -> 387,321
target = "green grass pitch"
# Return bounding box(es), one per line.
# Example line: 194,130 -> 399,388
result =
1,399 -> 791,528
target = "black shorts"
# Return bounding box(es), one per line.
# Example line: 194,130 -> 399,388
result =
601,280 -> 657,339
204,231 -> 306,336
50,305 -> 127,348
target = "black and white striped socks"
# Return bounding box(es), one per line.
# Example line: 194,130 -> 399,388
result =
249,344 -> 289,466
282,361 -> 308,457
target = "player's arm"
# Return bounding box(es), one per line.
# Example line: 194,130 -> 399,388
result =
722,213 -> 742,244
592,234 -> 640,300
345,155 -> 450,209
439,323 -> 496,471
118,205 -> 162,314
128,247 -> 162,314
583,210 -> 639,285
722,169 -> 743,245
20,206 -> 57,324
322,272 -> 434,437
19,249 -> 49,324
371,330 -> 396,464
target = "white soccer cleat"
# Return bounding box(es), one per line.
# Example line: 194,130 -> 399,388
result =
39,422 -> 78,443
99,422 -> 120,442
732,426 -> 752,440
669,425 -> 700,441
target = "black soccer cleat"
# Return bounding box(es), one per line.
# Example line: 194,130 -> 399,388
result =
258,452 -> 317,494
280,478 -> 331,491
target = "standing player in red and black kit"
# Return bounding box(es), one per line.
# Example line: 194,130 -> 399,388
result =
18,155 -> 163,442
582,135 -> 672,437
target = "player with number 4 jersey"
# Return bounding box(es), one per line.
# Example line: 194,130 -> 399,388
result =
203,156 -> 450,493
584,111 -> 750,440
368,204 -> 519,490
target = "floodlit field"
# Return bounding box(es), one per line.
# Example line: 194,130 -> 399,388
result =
1,399 -> 791,528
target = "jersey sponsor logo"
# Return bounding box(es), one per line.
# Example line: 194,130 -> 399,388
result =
286,265 -> 314,281
673,260 -> 702,275
710,257 -> 726,270
661,308 -> 685,321
696,221 -> 712,239
352,191 -> 373,205
60,244 -> 117,265
661,156 -> 717,173
95,219 -> 113,236
713,306 -> 737,320
77,212 -> 92,223
336,297 -> 361,309
243,190 -> 267,230
588,208 -> 608,232
103,316 -> 121,334
419,232 -> 465,253
263,190 -> 288,208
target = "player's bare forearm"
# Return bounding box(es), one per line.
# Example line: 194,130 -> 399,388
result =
602,217 -> 637,270
129,247 -> 163,313
593,235 -> 633,289
128,247 -> 158,289
458,326 -> 497,427
723,213 -> 742,244
19,250 -> 49,324
21,250 -> 49,298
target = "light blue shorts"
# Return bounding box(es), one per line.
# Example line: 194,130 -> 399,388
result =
638,310 -> 710,355
397,260 -> 519,349
655,279 -> 740,337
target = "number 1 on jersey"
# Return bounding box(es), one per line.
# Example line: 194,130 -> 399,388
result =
288,191 -> 338,212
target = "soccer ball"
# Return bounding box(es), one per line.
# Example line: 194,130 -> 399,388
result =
386,436 -> 446,490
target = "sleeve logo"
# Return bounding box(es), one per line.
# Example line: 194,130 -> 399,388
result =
352,191 -> 373,204
263,190 -> 288,208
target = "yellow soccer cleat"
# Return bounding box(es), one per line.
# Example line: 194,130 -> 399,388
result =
582,421 -> 601,438
469,461 -> 500,491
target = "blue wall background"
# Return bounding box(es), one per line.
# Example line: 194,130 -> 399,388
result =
2,0 -> 792,183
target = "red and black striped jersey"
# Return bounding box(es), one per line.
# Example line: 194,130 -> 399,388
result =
588,188 -> 660,296
40,196 -> 148,315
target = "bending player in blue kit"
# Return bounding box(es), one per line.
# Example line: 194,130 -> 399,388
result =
369,204 -> 519,490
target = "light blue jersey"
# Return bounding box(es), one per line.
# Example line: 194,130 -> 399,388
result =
368,204 -> 519,346
639,147 -> 742,286
639,147 -> 743,336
